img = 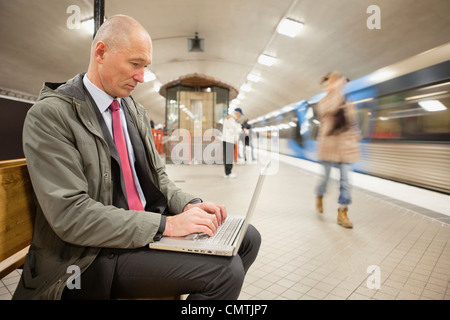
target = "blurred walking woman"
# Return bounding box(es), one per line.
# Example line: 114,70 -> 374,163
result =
315,71 -> 360,228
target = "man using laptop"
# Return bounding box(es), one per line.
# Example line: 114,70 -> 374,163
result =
13,15 -> 261,300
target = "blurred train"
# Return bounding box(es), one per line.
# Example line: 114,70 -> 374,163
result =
250,43 -> 450,194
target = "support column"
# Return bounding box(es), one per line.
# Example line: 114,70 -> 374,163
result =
93,0 -> 105,38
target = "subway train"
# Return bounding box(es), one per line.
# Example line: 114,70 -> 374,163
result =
249,43 -> 450,194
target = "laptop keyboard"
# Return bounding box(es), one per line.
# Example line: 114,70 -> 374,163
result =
193,216 -> 242,245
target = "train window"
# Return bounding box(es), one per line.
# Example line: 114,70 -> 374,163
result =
277,110 -> 300,140
306,104 -> 320,140
249,109 -> 302,151
355,106 -> 372,140
372,84 -> 450,141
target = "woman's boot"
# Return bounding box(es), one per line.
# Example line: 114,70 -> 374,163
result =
316,195 -> 323,213
337,207 -> 353,228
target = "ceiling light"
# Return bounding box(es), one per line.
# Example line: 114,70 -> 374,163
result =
277,18 -> 304,38
144,69 -> 156,82
257,54 -> 276,66
81,18 -> 95,35
418,100 -> 447,112
152,80 -> 161,93
240,83 -> 252,92
247,73 -> 261,82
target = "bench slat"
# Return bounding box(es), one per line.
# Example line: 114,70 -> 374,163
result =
0,162 -> 35,263
0,245 -> 29,279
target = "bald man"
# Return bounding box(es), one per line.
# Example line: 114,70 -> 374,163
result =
13,15 -> 260,300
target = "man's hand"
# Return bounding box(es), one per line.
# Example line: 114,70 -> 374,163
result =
163,202 -> 227,238
185,202 -> 227,225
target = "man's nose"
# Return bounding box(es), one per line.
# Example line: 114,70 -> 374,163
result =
134,68 -> 145,83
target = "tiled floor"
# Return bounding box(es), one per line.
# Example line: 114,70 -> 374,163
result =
2,156 -> 449,300
0,270 -> 21,300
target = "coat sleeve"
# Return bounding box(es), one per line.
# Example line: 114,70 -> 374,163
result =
23,99 -> 162,248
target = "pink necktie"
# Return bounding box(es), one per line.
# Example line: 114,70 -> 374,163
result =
109,100 -> 144,211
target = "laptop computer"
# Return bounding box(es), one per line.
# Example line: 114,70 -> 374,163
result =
149,161 -> 270,256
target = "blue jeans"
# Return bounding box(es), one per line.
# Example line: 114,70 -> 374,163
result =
316,161 -> 352,205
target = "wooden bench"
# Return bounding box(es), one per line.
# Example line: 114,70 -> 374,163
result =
0,159 -> 35,281
0,158 -> 181,300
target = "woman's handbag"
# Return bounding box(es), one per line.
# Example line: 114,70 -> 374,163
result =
328,104 -> 350,135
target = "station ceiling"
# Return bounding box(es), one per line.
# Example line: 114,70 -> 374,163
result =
1,0 -> 449,124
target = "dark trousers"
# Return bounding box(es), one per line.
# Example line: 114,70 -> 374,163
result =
223,141 -> 235,175
62,225 -> 261,300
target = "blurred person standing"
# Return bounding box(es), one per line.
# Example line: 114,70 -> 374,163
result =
222,108 -> 244,178
242,119 -> 255,162
315,71 -> 360,228
149,115 -> 155,129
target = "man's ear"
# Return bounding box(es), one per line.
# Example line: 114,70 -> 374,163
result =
93,41 -> 108,64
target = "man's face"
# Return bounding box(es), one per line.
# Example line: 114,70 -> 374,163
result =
97,33 -> 152,98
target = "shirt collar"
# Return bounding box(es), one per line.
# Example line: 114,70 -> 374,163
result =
83,74 -> 121,113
